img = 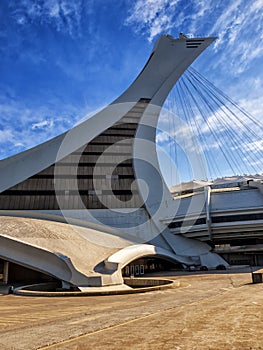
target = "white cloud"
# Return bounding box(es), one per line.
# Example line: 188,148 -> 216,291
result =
208,0 -> 243,38
207,1 -> 263,75
0,97 -> 86,160
12,0 -> 84,37
243,140 -> 263,152
31,119 -> 54,130
125,0 -> 216,41
0,129 -> 14,143
125,0 -> 180,42
238,96 -> 263,122
125,0 -> 263,79
14,142 -> 24,147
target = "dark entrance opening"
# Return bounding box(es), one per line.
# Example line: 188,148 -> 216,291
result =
220,252 -> 263,266
0,258 -> 59,285
0,259 -> 3,282
122,257 -> 183,277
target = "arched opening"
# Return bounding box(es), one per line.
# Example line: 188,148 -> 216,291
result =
122,256 -> 183,277
0,258 -> 60,286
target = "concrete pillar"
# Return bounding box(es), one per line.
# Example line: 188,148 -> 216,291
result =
3,261 -> 9,285
205,186 -> 212,241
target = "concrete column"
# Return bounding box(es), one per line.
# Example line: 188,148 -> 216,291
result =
205,186 -> 212,241
3,261 -> 9,285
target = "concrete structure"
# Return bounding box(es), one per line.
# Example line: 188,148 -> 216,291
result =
169,177 -> 263,266
0,34 -> 233,289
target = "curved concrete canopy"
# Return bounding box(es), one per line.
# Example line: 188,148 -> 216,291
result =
105,244 -> 194,270
0,216 -> 124,286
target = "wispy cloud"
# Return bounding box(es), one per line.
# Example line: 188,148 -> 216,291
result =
0,129 -> 14,143
125,0 -> 263,77
31,119 -> 54,130
125,0 -> 217,42
10,0 -> 85,37
208,0 -> 263,74
0,97 -> 85,160
243,140 -> 263,153
125,0 -> 180,42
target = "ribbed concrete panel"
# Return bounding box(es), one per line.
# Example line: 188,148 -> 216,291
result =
0,99 -> 150,210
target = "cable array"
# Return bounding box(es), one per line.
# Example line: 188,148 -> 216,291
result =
162,68 -> 263,182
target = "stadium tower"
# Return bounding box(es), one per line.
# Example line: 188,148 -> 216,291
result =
0,35 -> 227,289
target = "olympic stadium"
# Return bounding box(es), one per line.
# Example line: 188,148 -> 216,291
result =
0,33 -> 262,291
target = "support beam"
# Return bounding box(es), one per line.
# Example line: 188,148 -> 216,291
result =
205,186 -> 212,241
3,261 -> 9,285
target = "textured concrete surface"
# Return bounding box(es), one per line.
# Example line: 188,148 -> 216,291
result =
0,269 -> 263,349
0,216 -> 120,276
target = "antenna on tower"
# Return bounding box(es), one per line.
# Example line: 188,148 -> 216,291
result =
179,32 -> 188,39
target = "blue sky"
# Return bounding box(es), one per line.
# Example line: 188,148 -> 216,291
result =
0,0 -> 262,185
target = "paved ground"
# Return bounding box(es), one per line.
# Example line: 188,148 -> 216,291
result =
0,269 -> 263,349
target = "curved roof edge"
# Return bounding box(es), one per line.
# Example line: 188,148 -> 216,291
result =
105,244 -> 194,269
